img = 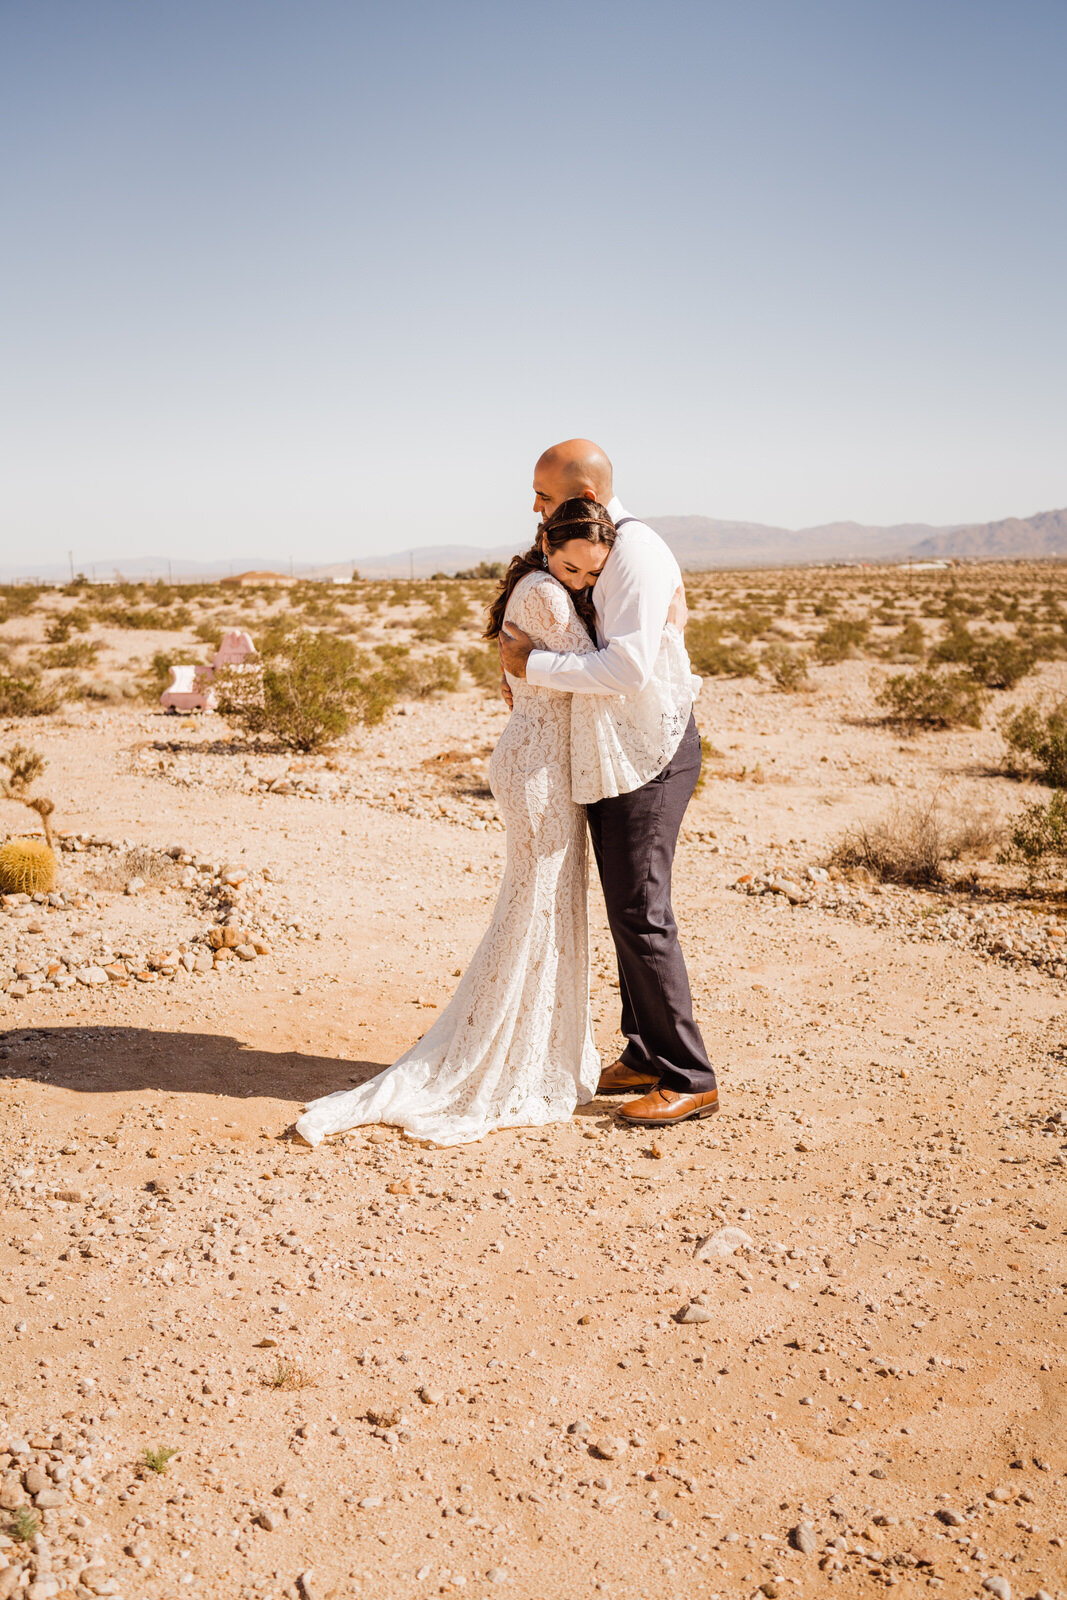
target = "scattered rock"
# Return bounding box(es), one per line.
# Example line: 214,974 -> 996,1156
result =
676,1302 -> 713,1324
791,1521 -> 818,1554
935,1507 -> 964,1527
591,1436 -> 627,1460
694,1226 -> 752,1262
982,1580 -> 1011,1600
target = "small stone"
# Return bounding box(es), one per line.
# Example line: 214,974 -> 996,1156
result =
676,1303 -> 713,1324
257,1510 -> 279,1531
760,1584 -> 780,1599
654,1507 -> 674,1522
76,966 -> 109,987
27,1579 -> 60,1600
982,1580 -> 1010,1600
124,878 -> 145,895
386,1180 -> 412,1195
0,1569 -> 22,1600
297,1571 -> 317,1600
235,944 -> 257,961
418,1388 -> 443,1406
791,1521 -> 818,1554
34,1488 -> 69,1509
591,1436 -> 627,1461
567,1420 -> 591,1437
486,1568 -> 508,1584
23,1466 -> 49,1495
935,1507 -> 964,1526
366,1407 -> 401,1428
694,1226 -> 752,1262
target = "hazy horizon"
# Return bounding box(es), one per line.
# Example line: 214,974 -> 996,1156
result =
3,0 -> 1065,568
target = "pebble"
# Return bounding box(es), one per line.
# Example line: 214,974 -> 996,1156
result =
418,1387 -> 443,1405
486,1568 -> 508,1584
693,1226 -> 752,1262
982,1580 -> 1011,1600
676,1303 -> 713,1324
791,1520 -> 818,1554
591,1437 -> 627,1461
935,1508 -> 964,1527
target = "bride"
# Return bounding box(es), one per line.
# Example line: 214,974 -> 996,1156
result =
294,498 -> 616,1148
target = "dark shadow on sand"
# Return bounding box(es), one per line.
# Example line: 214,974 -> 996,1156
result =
0,1025 -> 388,1104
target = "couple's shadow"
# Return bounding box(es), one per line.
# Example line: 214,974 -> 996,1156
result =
0,1025 -> 386,1104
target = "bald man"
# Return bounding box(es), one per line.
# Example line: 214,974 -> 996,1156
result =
499,440 -> 718,1128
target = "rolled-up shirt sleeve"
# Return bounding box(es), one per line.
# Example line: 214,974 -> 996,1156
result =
525,533 -> 677,696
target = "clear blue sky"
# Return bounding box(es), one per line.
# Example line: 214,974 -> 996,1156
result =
2,0 -> 1065,566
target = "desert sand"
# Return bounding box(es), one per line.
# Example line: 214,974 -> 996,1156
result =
0,567 -> 1065,1600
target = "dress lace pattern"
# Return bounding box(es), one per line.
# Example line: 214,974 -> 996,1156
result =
569,625 -> 698,804
295,571 -> 600,1148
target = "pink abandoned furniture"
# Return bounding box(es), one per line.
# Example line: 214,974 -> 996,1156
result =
160,630 -> 259,712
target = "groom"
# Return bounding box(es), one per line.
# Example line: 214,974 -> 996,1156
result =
499,439 -> 719,1127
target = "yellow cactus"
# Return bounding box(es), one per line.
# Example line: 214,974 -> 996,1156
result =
0,837 -> 58,895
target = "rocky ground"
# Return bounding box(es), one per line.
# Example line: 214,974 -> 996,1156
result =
1,653 -> 1065,1600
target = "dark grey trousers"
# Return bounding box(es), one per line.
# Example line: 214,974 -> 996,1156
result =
585,714 -> 716,1096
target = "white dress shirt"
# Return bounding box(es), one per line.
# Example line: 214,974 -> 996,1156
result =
526,498 -> 700,802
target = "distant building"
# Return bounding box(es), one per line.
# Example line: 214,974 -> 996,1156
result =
219,570 -> 295,588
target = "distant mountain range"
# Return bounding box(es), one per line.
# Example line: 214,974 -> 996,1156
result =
2,506 -> 1064,582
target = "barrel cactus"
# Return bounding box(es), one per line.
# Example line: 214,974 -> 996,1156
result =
0,837 -> 58,894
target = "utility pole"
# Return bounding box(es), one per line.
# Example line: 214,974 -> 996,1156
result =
68,550 -> 74,582
409,551 -> 414,580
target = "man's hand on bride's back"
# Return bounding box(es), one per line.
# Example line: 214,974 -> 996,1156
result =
500,671 -> 513,710
667,584 -> 688,632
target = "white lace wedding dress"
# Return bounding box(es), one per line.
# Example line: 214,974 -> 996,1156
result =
294,571 -> 601,1148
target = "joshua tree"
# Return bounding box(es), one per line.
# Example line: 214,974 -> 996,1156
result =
0,743 -> 57,848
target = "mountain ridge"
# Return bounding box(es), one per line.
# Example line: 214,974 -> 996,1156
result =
1,507 -> 1063,581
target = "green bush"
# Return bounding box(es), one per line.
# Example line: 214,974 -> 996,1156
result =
454,560 -> 506,580
814,618 -> 870,663
374,643 -> 460,698
1000,699 -> 1067,787
0,673 -> 63,717
876,669 -> 987,730
216,631 -> 394,751
881,618 -> 926,660
42,639 -> 100,669
998,791 -> 1067,880
138,652 -> 181,702
762,643 -> 811,692
462,644 -> 503,693
686,620 -> 757,678
965,635 -> 1035,690
414,593 -> 473,642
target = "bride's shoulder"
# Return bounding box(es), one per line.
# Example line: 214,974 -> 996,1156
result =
509,570 -> 569,618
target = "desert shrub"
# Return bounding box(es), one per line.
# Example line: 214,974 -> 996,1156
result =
965,635 -> 1035,690
1000,699 -> 1067,787
95,604 -> 193,630
455,560 -> 507,580
881,618 -> 926,660
728,607 -> 772,642
216,630 -> 393,751
194,621 -> 224,648
928,617 -> 976,665
832,792 -> 1000,886
414,593 -> 473,643
763,643 -> 811,692
42,638 -> 99,669
374,643 -> 460,699
0,585 -> 45,621
686,620 -> 757,678
462,644 -> 503,693
876,669 -> 987,730
45,608 -> 92,643
814,618 -> 870,664
998,791 -> 1067,881
0,672 -> 63,718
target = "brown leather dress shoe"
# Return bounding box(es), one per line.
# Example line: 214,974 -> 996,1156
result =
616,1086 -> 720,1126
597,1059 -> 658,1094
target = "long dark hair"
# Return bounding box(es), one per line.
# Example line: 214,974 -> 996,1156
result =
485,498 -> 616,642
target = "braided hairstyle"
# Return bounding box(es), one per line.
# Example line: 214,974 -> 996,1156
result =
484,498 -> 616,643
